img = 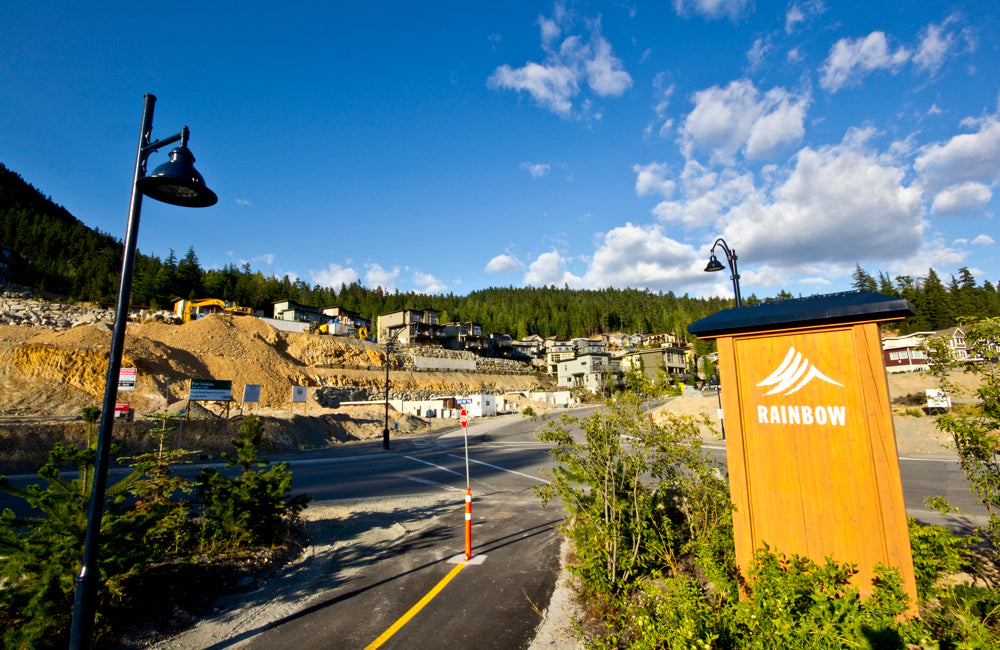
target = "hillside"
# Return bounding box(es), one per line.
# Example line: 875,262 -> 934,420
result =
0,311 -> 550,472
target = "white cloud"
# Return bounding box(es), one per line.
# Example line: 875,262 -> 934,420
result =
521,161 -> 551,178
914,117 -> 1000,192
747,37 -> 772,70
729,140 -> 923,266
646,133 -> 924,281
784,1 -> 825,34
485,254 -> 523,273
311,262 -> 359,288
914,21 -> 955,74
581,223 -> 703,289
489,10 -> 631,119
931,182 -> 993,216
647,73 -> 675,138
365,263 -> 399,292
820,32 -> 910,92
412,271 -> 447,294
673,0 -> 753,22
538,15 -> 560,45
633,162 -> 676,199
523,251 -> 582,287
489,62 -> 579,117
972,234 -> 995,246
651,161 -> 760,229
234,198 -> 252,206
680,80 -> 809,162
585,35 -> 633,96
890,238 -> 966,279
785,4 -> 805,34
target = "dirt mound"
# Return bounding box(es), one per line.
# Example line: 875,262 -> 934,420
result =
0,314 -> 547,471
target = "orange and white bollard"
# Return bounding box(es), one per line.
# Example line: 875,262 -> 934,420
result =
464,486 -> 472,560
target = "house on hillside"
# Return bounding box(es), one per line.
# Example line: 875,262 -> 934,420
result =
376,309 -> 444,346
880,326 -> 998,372
881,331 -> 934,372
441,321 -> 484,351
273,300 -> 323,323
512,334 -> 545,366
557,353 -> 622,395
621,345 -> 690,381
544,337 -> 575,375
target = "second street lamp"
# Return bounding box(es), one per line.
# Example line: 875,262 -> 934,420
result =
704,237 -> 742,308
69,93 -> 217,650
382,327 -> 403,450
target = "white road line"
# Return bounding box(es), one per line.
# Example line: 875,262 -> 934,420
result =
484,441 -> 552,446
392,474 -> 463,492
446,454 -> 549,483
402,455 -> 464,477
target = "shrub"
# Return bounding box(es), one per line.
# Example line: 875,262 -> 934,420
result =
194,415 -> 310,551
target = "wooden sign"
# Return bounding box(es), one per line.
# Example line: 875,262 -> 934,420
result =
690,291 -> 917,604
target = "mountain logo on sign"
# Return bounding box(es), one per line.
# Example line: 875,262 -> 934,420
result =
757,347 -> 843,397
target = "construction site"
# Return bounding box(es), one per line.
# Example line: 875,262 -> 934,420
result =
0,299 -> 552,473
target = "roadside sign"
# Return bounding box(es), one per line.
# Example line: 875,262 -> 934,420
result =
188,379 -> 232,401
118,368 -> 137,391
291,386 -> 308,403
242,384 -> 262,404
460,409 -> 468,428
114,402 -> 132,421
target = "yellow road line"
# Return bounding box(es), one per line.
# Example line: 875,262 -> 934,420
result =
363,562 -> 466,649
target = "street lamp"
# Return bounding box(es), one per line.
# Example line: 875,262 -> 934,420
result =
69,94 -> 216,649
704,237 -> 742,307
382,327 -> 404,450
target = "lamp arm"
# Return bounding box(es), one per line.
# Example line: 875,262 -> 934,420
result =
141,131 -> 183,159
709,238 -> 742,307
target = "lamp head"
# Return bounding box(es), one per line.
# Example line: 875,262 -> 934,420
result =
704,254 -> 725,273
136,142 -> 217,208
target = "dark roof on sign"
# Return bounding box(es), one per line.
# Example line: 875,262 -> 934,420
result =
687,291 -> 914,338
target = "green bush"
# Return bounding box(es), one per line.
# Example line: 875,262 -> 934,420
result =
0,415 -> 309,646
541,383 -> 1000,648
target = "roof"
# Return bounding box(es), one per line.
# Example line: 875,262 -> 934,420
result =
688,290 -> 914,338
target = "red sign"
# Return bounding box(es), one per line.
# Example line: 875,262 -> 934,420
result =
114,402 -> 131,412
460,409 -> 468,428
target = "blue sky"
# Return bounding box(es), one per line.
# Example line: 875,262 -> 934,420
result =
3,1 -> 999,301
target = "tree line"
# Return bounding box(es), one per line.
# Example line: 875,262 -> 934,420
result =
3,162 -> 998,339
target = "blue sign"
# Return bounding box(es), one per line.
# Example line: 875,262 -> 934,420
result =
457,398 -> 472,405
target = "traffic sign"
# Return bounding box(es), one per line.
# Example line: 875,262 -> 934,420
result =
460,409 -> 468,428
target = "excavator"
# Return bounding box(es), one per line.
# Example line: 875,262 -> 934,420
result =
304,322 -> 370,339
174,298 -> 253,324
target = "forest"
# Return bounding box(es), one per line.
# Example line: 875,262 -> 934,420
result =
2,162 -> 998,339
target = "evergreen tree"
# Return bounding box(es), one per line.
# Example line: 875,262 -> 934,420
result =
851,264 -> 877,291
176,246 -> 204,299
920,268 -> 953,330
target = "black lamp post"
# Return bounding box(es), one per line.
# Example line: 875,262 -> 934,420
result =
704,237 -> 742,307
382,327 -> 404,450
69,94 -> 216,649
